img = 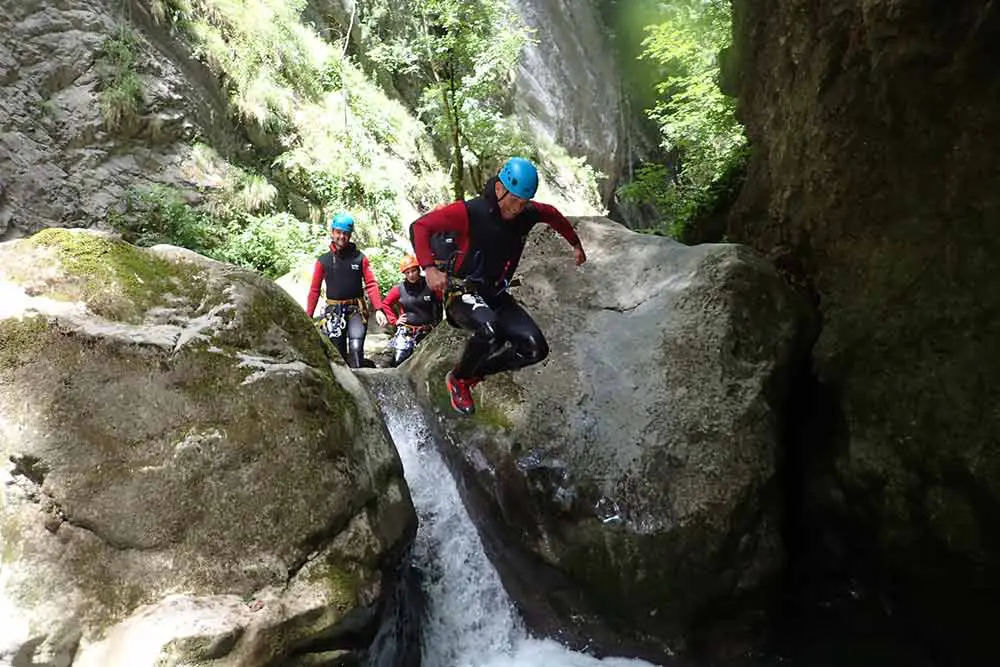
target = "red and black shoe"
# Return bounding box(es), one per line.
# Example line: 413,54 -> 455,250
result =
445,371 -> 480,415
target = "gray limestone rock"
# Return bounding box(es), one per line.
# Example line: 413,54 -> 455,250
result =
0,228 -> 416,666
406,217 -> 803,657
0,0 -> 239,240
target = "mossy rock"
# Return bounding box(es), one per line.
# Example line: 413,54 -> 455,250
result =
0,315 -> 51,371
0,229 -> 415,666
20,228 -> 206,323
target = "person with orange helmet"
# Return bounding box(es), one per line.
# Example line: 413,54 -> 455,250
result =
380,254 -> 443,366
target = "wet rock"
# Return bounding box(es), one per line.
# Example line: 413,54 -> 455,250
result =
406,217 -> 804,660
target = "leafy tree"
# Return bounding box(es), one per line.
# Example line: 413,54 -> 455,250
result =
363,246 -> 408,294
362,0 -> 531,199
136,0 -> 450,280
618,0 -> 746,239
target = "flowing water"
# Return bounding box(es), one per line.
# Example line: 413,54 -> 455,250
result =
363,371 -> 659,667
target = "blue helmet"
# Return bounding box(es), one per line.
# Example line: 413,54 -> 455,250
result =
330,212 -> 355,233
498,157 -> 538,200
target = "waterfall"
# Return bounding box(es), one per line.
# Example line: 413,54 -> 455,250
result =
362,371 -> 659,667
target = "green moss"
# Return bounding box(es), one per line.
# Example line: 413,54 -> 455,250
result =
429,371 -> 519,432
473,374 -> 524,431
471,402 -> 512,431
473,397 -> 514,432
174,344 -> 254,400
159,628 -> 242,663
0,315 -> 50,370
1,516 -> 23,565
223,281 -> 328,370
88,579 -> 150,634
429,368 -> 455,413
29,229 -> 204,323
305,561 -> 359,612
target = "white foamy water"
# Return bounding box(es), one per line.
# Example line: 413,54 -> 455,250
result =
364,372 -> 659,667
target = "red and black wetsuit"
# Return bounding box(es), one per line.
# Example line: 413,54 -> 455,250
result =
410,177 -> 582,379
381,277 -> 442,327
381,277 -> 442,366
307,242 -> 383,368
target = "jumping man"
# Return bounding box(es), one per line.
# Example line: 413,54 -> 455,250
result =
409,157 -> 586,414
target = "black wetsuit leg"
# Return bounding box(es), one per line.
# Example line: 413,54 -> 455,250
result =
448,292 -> 548,379
474,294 -> 548,377
324,305 -> 350,365
448,292 -> 498,378
330,333 -> 349,364
345,310 -> 367,369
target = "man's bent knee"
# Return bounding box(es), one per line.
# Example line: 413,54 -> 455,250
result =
519,334 -> 548,365
472,320 -> 499,344
347,338 -> 364,368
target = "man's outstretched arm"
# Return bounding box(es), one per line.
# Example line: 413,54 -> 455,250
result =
534,203 -> 586,265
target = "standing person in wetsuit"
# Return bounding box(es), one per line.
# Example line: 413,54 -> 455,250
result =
306,212 -> 388,368
380,254 -> 443,367
410,157 -> 586,415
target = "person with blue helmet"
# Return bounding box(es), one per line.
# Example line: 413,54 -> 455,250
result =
307,212 -> 388,368
409,156 -> 587,415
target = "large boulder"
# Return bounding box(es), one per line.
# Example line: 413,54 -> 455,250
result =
405,218 -> 803,660
0,229 -> 417,666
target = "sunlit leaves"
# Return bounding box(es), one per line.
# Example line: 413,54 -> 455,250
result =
362,0 -> 531,196
619,0 -> 747,238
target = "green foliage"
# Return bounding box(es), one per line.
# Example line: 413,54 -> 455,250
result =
620,146 -> 747,239
135,0 -> 450,282
363,246 -> 407,295
149,0 -> 189,26
184,0 -> 327,129
458,113 -> 536,191
205,166 -> 279,217
363,0 -> 532,198
596,0 -> 669,115
618,0 -> 747,239
108,183 -> 315,279
535,139 -> 606,213
97,28 -> 144,130
124,0 -> 599,287
215,212 -> 312,277
108,185 -> 218,251
271,81 -> 408,248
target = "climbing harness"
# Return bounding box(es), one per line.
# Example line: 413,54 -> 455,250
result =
320,298 -> 367,339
